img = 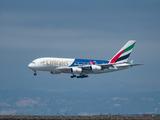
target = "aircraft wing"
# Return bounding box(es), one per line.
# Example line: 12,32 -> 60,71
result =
56,66 -> 72,73
80,63 -> 143,72
80,64 -> 115,69
121,64 -> 143,67
56,66 -> 93,74
56,64 -> 115,73
56,63 -> 143,73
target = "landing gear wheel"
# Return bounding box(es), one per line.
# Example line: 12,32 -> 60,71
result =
34,73 -> 37,76
77,75 -> 89,78
34,71 -> 37,76
71,75 -> 76,78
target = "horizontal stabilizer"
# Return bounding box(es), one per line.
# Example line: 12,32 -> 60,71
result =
125,64 -> 143,67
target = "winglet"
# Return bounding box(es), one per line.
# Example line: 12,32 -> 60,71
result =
130,60 -> 134,64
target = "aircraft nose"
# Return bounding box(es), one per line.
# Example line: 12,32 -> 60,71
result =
28,63 -> 34,69
28,63 -> 32,69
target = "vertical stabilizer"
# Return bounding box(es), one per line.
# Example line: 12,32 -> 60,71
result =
110,40 -> 136,63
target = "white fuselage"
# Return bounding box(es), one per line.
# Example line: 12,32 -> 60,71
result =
28,57 -> 131,75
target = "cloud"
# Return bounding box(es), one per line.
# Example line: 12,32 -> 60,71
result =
154,108 -> 158,113
1,11 -> 148,51
77,112 -> 89,116
59,107 -> 67,113
77,112 -> 99,116
0,102 -> 11,107
59,107 -> 72,113
141,97 -> 154,101
47,109 -> 51,112
113,104 -> 121,107
0,25 -> 118,50
139,108 -> 159,114
112,97 -> 129,101
14,97 -> 38,107
0,109 -> 17,115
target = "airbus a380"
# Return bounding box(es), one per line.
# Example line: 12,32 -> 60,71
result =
28,40 -> 142,78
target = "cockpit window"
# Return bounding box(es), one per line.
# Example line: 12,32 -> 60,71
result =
32,62 -> 35,64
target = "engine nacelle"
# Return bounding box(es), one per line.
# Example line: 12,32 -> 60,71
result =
90,65 -> 102,71
71,67 -> 82,74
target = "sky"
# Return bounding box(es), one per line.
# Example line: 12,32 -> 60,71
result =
0,0 -> 160,115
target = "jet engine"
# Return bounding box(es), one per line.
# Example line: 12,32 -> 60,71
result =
90,65 -> 102,71
71,67 -> 82,74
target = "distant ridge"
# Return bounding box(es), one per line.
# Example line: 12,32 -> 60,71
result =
0,115 -> 159,120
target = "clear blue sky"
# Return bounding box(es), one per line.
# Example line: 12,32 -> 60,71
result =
0,0 -> 160,115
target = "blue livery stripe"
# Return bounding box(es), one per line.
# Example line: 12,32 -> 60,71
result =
69,59 -> 109,67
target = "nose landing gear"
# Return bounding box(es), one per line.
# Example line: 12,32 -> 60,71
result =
34,71 -> 37,76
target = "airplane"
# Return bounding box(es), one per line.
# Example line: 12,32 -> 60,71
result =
28,40 -> 142,78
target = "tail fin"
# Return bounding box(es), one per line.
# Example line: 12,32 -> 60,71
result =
110,40 -> 136,63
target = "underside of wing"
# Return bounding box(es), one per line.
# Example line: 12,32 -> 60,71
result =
80,64 -> 115,69
56,62 -> 143,74
56,67 -> 71,73
122,64 -> 143,67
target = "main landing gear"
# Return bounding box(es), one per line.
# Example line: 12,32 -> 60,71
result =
77,75 -> 88,78
71,75 -> 76,78
70,74 -> 89,78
